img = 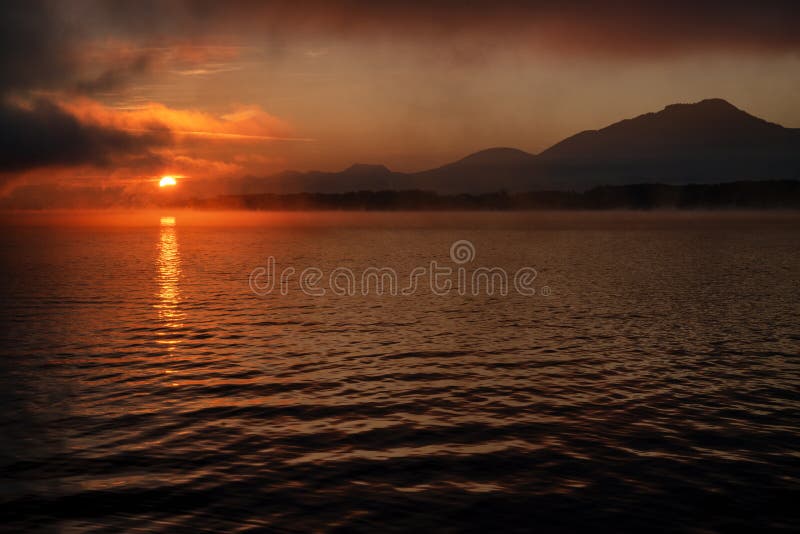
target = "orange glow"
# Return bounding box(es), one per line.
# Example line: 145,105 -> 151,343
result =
155,216 -> 185,333
159,176 -> 177,187
61,99 -> 295,142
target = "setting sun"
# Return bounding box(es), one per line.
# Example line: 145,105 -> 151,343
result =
159,176 -> 177,188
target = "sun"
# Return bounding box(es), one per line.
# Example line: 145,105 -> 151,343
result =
159,176 -> 177,188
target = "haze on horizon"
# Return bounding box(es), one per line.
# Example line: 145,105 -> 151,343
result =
2,0 -> 800,203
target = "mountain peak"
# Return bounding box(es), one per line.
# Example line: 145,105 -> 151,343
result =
664,98 -> 738,111
341,163 -> 392,175
659,98 -> 752,120
540,98 -> 790,162
450,147 -> 535,167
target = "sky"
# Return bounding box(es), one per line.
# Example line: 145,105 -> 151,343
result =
1,0 -> 800,203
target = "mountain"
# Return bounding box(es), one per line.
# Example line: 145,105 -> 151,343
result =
409,148 -> 537,193
252,99 -> 800,193
531,98 -> 800,188
542,99 -> 795,160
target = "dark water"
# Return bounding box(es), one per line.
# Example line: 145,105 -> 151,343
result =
1,211 -> 799,532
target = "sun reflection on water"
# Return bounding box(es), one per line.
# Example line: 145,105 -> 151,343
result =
155,216 -> 185,338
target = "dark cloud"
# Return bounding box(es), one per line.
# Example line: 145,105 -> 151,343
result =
89,0 -> 800,57
4,1 -> 800,95
0,1 -> 171,178
0,1 -> 79,94
0,98 -> 170,174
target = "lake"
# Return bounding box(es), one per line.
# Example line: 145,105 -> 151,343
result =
1,211 -> 798,531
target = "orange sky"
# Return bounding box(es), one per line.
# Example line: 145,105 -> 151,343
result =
2,1 -> 800,203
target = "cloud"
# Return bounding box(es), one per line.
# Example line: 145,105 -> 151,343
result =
0,1 -> 79,94
0,1 -> 297,182
9,1 -> 797,81
87,0 -> 800,58
61,100 -> 301,142
0,2 -> 167,180
0,98 -> 170,175
74,51 -> 156,95
0,96 -> 305,182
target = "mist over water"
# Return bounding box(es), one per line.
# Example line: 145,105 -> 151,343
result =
1,212 -> 798,531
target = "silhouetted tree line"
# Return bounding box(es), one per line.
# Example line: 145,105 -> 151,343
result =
187,181 -> 800,210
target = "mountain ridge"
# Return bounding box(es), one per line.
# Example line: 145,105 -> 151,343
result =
241,99 -> 800,194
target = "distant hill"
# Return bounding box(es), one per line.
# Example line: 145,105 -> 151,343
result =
410,148 -> 537,193
247,99 -> 800,193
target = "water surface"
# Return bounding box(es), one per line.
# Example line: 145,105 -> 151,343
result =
1,211 -> 798,531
